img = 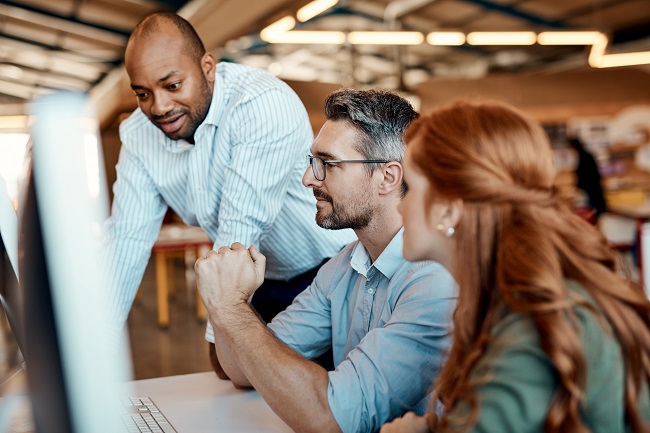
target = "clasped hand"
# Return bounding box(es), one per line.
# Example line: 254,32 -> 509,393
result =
380,412 -> 431,433
194,242 -> 266,312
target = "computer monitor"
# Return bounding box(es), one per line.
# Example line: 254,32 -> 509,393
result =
17,91 -> 133,433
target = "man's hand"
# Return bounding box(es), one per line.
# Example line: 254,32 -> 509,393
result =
195,242 -> 266,312
379,412 -> 431,433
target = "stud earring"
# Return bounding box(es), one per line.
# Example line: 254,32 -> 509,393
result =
436,224 -> 455,238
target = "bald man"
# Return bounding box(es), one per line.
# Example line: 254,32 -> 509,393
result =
103,12 -> 353,373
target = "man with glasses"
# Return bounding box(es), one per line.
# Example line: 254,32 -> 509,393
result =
196,88 -> 457,433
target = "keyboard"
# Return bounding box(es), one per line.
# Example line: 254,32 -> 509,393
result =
119,396 -> 179,433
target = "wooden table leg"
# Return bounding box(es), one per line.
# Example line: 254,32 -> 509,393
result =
155,251 -> 170,329
195,245 -> 208,322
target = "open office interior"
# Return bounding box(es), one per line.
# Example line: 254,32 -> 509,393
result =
1,1 -> 650,432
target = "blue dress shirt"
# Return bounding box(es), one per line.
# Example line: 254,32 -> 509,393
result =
103,62 -> 354,333
268,229 -> 457,433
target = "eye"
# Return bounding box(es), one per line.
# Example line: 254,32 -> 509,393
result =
134,91 -> 149,100
168,82 -> 181,90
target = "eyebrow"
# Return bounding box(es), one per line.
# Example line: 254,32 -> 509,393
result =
312,150 -> 337,159
130,70 -> 181,90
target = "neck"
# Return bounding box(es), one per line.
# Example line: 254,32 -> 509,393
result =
353,209 -> 403,263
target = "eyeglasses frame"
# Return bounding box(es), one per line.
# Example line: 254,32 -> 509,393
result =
306,154 -> 389,181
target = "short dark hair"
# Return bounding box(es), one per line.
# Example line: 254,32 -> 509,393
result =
129,12 -> 206,64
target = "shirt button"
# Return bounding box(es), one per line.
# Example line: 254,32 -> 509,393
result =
367,288 -> 375,295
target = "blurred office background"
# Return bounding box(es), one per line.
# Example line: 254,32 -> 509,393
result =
1,0 -> 650,380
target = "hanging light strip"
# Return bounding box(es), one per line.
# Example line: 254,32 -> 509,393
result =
258,16 -> 650,67
466,31 -> 536,45
348,31 -> 424,45
426,32 -> 466,46
297,0 -> 339,22
537,31 -> 601,45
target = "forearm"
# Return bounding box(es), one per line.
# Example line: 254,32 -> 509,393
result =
212,302 -> 341,433
208,343 -> 232,381
210,323 -> 252,387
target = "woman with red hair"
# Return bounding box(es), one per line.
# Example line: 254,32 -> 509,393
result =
382,100 -> 650,433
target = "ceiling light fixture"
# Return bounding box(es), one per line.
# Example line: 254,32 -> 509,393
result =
426,32 -> 465,46
258,21 -> 650,68
588,33 -> 650,68
467,32 -> 536,45
260,16 -> 296,41
297,0 -> 339,22
263,30 -> 346,44
537,31 -> 601,45
348,31 -> 424,45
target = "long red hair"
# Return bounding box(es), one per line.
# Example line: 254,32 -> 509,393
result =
406,100 -> 650,433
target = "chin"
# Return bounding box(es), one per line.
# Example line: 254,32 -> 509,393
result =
402,236 -> 431,263
401,243 -> 419,262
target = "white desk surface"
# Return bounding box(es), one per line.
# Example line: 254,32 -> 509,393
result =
127,372 -> 293,433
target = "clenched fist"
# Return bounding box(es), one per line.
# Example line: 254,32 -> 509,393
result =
194,242 -> 266,313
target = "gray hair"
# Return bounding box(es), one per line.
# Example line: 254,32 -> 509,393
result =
324,88 -> 418,169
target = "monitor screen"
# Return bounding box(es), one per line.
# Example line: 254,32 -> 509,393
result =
17,91 -> 133,433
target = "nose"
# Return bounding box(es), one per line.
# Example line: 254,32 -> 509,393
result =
150,91 -> 174,117
302,165 -> 321,188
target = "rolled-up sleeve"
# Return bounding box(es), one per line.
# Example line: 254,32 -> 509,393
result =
267,259 -> 338,358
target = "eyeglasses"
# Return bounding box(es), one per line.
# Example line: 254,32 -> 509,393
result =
306,154 -> 389,181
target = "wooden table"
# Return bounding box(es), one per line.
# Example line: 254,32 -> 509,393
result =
150,224 -> 213,328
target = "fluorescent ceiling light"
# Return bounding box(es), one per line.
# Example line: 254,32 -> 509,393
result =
263,31 -> 346,44
588,33 -> 609,61
426,32 -> 465,46
588,33 -> 650,68
538,31 -> 601,45
297,0 -> 338,22
467,32 -> 536,45
348,31 -> 424,45
260,16 -> 296,41
592,51 -> 650,68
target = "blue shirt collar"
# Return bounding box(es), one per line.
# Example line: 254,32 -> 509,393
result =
349,228 -> 405,279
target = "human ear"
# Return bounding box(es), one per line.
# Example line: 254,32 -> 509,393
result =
378,161 -> 403,195
429,199 -> 463,236
437,198 -> 463,232
201,52 -> 217,83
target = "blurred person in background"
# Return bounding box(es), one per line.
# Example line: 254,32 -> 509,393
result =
568,137 -> 607,225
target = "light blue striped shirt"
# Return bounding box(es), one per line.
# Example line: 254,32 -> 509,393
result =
268,229 -> 457,433
104,62 -> 354,332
